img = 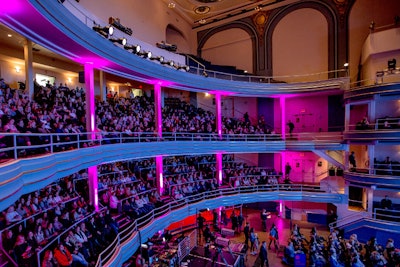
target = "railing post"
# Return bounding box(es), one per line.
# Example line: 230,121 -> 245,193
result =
13,134 -> 17,160
50,135 -> 54,153
77,133 -> 80,149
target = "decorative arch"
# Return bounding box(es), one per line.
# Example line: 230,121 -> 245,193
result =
265,1 -> 338,76
197,21 -> 258,73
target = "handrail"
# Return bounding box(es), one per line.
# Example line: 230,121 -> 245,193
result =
329,211 -> 369,229
94,183 -> 335,266
0,131 -> 285,164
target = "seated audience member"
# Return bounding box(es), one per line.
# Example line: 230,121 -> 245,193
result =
54,243 -> 73,267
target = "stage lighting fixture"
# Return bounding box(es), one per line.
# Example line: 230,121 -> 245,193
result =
162,60 -> 174,67
92,24 -> 114,38
109,37 -> 127,46
124,44 -> 141,54
151,56 -> 164,63
388,58 -> 396,70
203,70 -> 208,77
177,65 -> 190,72
138,51 -> 152,59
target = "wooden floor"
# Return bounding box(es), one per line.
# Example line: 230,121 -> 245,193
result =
192,208 -> 331,267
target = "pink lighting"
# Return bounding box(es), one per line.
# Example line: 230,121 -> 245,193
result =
215,93 -> 222,139
0,0 -> 23,15
279,200 -> 283,213
280,96 -> 286,138
88,166 -> 99,211
216,152 -> 223,184
85,63 -> 96,140
74,57 -> 108,68
154,84 -> 162,139
156,156 -> 164,195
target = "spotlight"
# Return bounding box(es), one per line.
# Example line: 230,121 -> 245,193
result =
109,37 -> 127,46
203,70 -> 208,77
151,56 -> 164,63
388,58 -> 396,70
138,50 -> 152,59
161,60 -> 174,67
92,24 -> 114,38
124,44 -> 141,54
343,63 -> 349,68
177,65 -> 190,72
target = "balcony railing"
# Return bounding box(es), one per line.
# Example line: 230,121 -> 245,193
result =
0,132 -> 282,163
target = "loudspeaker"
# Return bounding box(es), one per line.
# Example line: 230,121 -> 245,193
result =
78,71 -> 84,83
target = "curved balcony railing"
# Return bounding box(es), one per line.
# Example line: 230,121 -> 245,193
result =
0,131 -> 282,163
91,184 -> 343,267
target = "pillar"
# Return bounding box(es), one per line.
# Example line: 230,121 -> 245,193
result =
280,97 -> 286,139
368,145 -> 375,174
99,70 -> 106,102
24,39 -> 34,100
156,155 -> 164,195
154,83 -> 162,139
216,153 -> 223,185
84,63 -> 98,211
88,166 -> 99,211
84,63 -> 96,140
215,93 -> 222,139
367,187 -> 374,216
344,103 -> 350,131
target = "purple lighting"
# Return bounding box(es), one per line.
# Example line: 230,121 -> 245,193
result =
215,93 -> 222,138
216,152 -> 223,184
156,155 -> 164,195
154,84 -> 162,138
88,166 -> 99,211
0,0 -> 23,15
84,63 -> 96,140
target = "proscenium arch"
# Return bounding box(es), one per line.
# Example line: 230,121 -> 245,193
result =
197,21 -> 258,73
265,1 -> 338,77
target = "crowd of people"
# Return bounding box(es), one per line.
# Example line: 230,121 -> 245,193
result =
0,79 -> 276,161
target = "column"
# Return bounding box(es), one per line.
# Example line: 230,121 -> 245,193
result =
215,93 -> 222,139
344,103 -> 350,131
156,155 -> 164,195
368,145 -> 375,174
84,63 -> 98,211
280,97 -> 286,139
88,166 -> 99,211
84,63 -> 96,140
216,153 -> 223,185
99,70 -> 106,102
367,187 -> 374,216
154,83 -> 162,139
24,39 -> 34,100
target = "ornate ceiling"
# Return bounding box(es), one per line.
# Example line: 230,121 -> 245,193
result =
163,0 -> 295,27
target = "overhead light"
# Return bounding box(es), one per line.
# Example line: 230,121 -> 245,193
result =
7,34 -> 12,38
151,56 -> 164,63
110,37 -> 127,46
92,24 -> 114,38
15,66 -> 21,73
343,63 -> 349,68
199,19 -> 206,24
138,50 -> 152,59
177,65 -> 190,72
124,44 -> 141,54
254,5 -> 262,12
162,60 -> 174,67
168,2 -> 176,8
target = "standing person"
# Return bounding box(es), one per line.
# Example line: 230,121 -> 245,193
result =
259,241 -> 269,267
287,120 -> 295,136
237,212 -> 244,233
212,209 -> 219,229
250,228 -> 257,255
268,224 -> 279,251
197,213 -> 205,237
381,195 -> 392,210
260,209 -> 268,232
221,207 -> 228,226
244,222 -> 250,247
230,211 -> 238,232
349,151 -> 356,170
285,162 -> 292,179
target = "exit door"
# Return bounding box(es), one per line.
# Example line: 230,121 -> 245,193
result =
292,159 -> 315,183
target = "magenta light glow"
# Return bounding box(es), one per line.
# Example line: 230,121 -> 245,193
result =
74,57 -> 109,68
279,200 -> 283,213
216,152 -> 223,184
156,155 -> 164,194
0,0 -> 23,15
280,97 -> 286,138
154,84 -> 162,138
85,63 -> 96,140
215,94 -> 222,138
88,166 -> 99,211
